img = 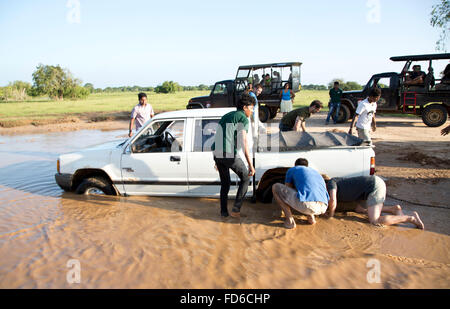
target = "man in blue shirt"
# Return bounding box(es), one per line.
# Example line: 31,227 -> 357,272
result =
272,158 -> 329,229
249,84 -> 266,136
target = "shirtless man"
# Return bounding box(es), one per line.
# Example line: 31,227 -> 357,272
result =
326,176 -> 424,229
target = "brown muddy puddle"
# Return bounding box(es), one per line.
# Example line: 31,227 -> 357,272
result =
0,130 -> 449,288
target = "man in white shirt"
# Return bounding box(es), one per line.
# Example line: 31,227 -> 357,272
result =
348,88 -> 381,143
129,92 -> 155,137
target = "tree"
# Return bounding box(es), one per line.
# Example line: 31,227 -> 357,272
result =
84,83 -> 94,93
430,0 -> 449,51
154,81 -> 182,93
31,64 -> 89,100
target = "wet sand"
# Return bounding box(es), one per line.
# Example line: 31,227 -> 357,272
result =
0,114 -> 449,288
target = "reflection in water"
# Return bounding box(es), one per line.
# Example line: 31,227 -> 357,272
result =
0,129 -> 449,288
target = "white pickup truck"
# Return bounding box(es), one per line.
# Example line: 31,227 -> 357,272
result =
55,108 -> 375,202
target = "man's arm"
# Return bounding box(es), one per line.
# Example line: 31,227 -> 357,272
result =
327,189 -> 337,217
371,114 -> 376,132
242,130 -> 255,177
294,116 -> 305,132
348,114 -> 359,134
128,118 -> 135,137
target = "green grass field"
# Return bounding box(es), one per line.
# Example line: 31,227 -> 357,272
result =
0,90 -> 331,127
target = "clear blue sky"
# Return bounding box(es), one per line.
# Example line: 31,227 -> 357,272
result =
0,0 -> 447,88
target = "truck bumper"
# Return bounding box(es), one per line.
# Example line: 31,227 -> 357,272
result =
55,173 -> 73,191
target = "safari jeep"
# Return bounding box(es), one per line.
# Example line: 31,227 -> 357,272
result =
334,53 -> 450,127
187,62 -> 302,123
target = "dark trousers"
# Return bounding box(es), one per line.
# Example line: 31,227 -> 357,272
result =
214,157 -> 250,215
279,123 -> 293,132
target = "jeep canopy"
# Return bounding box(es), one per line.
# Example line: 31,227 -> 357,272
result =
390,53 -> 450,62
236,62 -> 302,93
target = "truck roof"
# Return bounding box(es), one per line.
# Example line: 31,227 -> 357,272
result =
152,108 -> 236,121
390,53 -> 450,62
238,62 -> 302,70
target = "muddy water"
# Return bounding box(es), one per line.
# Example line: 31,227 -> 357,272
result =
0,130 -> 449,288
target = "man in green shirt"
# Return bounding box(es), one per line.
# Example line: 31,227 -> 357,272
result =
326,81 -> 343,125
212,93 -> 256,218
279,100 -> 323,132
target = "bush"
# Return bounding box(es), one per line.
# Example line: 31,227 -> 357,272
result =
64,85 -> 90,99
0,81 -> 32,101
154,81 -> 182,94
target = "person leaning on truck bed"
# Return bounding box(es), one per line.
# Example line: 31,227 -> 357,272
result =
279,100 -> 323,132
326,176 -> 424,229
211,93 -> 256,218
348,87 -> 381,144
272,158 -> 329,228
128,92 -> 155,137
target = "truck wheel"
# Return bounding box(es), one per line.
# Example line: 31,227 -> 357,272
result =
422,104 -> 448,127
261,180 -> 284,204
334,104 -> 351,123
75,177 -> 116,196
259,106 -> 270,123
269,107 -> 278,119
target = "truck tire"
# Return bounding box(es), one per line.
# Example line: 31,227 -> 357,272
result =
422,104 -> 448,127
259,106 -> 270,123
334,104 -> 351,123
75,177 -> 116,196
260,180 -> 284,204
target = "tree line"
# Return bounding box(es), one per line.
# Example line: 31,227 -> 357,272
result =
0,64 -> 215,102
1,64 -> 366,103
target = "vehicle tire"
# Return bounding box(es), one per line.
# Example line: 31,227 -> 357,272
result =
75,177 -> 116,196
269,107 -> 278,119
334,104 -> 351,123
261,180 -> 284,204
422,104 -> 448,127
259,106 -> 270,123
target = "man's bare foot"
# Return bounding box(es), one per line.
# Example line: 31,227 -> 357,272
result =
284,218 -> 296,229
411,212 -> 425,230
307,215 -> 316,225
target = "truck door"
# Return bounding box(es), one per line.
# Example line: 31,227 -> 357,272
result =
369,75 -> 399,110
121,119 -> 188,195
211,82 -> 230,107
187,118 -> 239,196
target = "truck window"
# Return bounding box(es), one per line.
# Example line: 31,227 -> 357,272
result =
213,83 -> 227,95
193,119 -> 220,152
132,120 -> 185,153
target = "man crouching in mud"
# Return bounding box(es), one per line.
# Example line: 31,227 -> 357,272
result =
272,158 -> 329,229
212,93 -> 256,218
325,176 -> 424,229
